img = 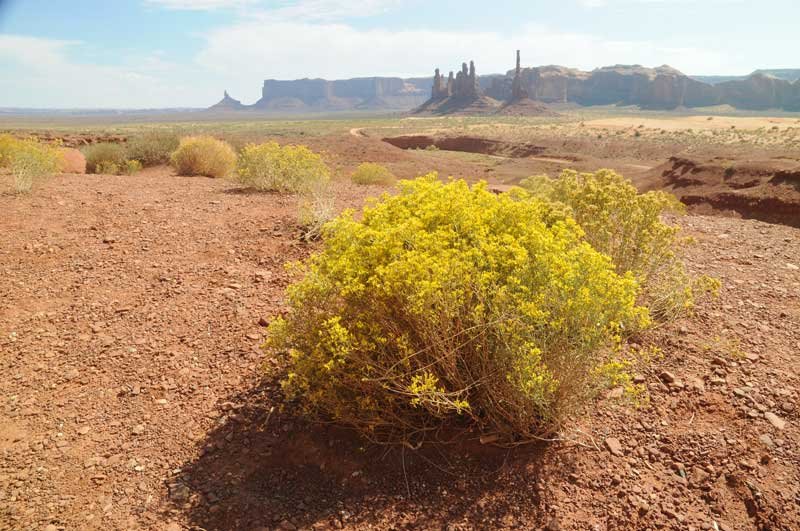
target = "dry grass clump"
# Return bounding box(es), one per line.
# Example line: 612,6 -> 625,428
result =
0,134 -> 62,193
126,131 -> 180,167
268,175 -> 648,445
170,136 -> 236,178
350,162 -> 396,185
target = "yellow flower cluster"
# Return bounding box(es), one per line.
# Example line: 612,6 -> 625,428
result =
0,134 -> 62,193
520,169 -> 709,321
269,174 -> 649,444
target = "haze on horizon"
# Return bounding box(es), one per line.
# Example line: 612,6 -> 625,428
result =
0,0 -> 798,109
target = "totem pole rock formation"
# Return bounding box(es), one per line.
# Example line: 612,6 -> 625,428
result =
510,50 -> 529,100
429,60 -> 481,101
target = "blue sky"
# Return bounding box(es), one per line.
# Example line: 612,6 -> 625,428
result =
0,0 -> 798,108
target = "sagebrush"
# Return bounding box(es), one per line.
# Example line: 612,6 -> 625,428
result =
236,141 -> 334,240
236,141 -> 330,193
350,162 -> 395,185
126,131 -> 180,167
83,143 -> 128,174
268,175 -> 648,444
170,136 -> 236,178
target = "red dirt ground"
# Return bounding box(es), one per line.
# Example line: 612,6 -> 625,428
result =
1,167 -> 798,531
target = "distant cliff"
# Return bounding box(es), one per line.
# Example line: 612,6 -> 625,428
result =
483,63 -> 800,111
209,61 -> 800,113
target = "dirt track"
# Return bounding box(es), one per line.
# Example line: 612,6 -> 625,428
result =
1,169 -> 799,530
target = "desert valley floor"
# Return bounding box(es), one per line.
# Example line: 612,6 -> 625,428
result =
1,114 -> 799,530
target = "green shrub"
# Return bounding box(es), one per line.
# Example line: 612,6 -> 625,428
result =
519,169 -> 695,320
83,143 -> 127,174
3,137 -> 61,193
236,141 -> 330,193
350,163 -> 396,185
126,131 -> 180,167
268,175 -> 648,444
170,136 -> 236,178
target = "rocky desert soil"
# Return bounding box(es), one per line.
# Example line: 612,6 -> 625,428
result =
1,164 -> 798,531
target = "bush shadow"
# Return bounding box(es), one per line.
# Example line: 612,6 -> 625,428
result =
174,377 -> 555,530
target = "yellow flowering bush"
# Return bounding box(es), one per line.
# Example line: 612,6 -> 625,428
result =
350,162 -> 396,185
520,169 -> 697,320
170,136 -> 236,178
236,142 -> 334,240
236,141 -> 330,193
0,135 -> 62,193
268,175 -> 649,444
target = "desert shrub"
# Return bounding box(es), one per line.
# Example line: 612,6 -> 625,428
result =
170,136 -> 236,178
83,142 -> 127,174
268,175 -> 648,444
126,131 -> 180,167
297,183 -> 336,242
350,162 -> 395,185
95,161 -> 120,175
236,141 -> 330,193
123,159 -> 143,175
236,141 -> 333,239
3,137 -> 61,193
520,169 -> 695,320
0,134 -> 18,168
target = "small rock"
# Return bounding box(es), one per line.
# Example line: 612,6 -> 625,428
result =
688,377 -> 705,393
764,412 -> 786,430
606,387 -> 624,399
168,482 -> 190,502
258,317 -> 269,327
77,426 -> 91,435
785,263 -> 799,271
659,371 -> 676,384
132,424 -> 145,435
758,433 -> 774,448
605,437 -> 624,457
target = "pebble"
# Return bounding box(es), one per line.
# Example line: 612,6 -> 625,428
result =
758,434 -> 774,448
764,412 -> 786,430
132,424 -> 145,435
605,437 -> 624,457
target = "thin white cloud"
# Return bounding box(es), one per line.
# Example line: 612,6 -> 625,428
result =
580,0 -> 744,6
254,0 -> 405,21
144,0 -> 403,16
0,35 -> 207,108
143,0 -> 257,10
196,20 -> 732,83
